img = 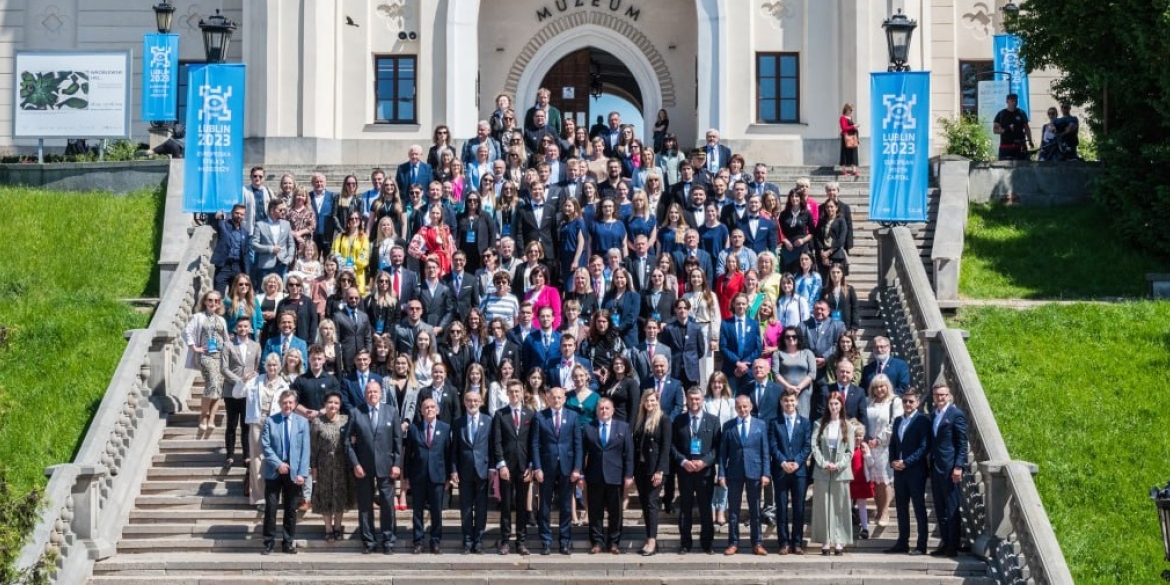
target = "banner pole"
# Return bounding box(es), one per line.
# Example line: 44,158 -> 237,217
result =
37,139 -> 43,164
99,139 -> 106,161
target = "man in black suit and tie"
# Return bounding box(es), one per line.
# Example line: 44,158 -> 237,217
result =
530,386 -> 583,555
813,360 -> 870,438
345,381 -> 403,554
512,182 -> 558,266
418,257 -> 456,336
662,299 -> 706,389
580,398 -> 634,555
885,389 -> 931,555
384,245 -> 421,314
405,398 -> 453,554
672,387 -> 721,554
624,234 -> 656,292
334,287 -> 373,371
491,380 -> 536,555
419,363 -> 461,426
444,251 -> 481,324
929,385 -> 968,558
769,391 -> 812,555
342,349 -> 385,415
450,391 -> 492,554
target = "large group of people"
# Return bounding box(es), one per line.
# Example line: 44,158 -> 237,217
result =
187,94 -> 969,558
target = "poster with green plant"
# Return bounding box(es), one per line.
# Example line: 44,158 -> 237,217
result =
18,71 -> 89,111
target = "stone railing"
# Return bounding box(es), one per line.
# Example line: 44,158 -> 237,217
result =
14,225 -> 216,584
876,226 -> 1073,585
930,157 -> 970,302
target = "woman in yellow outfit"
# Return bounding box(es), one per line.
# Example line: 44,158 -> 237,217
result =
331,209 -> 371,294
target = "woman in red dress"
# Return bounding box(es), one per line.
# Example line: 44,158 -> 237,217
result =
410,204 -> 455,276
713,253 -> 745,320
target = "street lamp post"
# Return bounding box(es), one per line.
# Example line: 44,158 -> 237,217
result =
198,9 -> 237,64
1151,482 -> 1170,581
152,0 -> 175,34
882,9 -> 918,72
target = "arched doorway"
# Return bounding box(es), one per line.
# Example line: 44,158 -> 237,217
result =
539,47 -> 644,135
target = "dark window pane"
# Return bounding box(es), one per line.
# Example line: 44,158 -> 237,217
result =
780,78 -> 797,98
780,56 -> 797,77
760,100 -> 777,122
760,82 -> 777,100
759,56 -> 776,77
780,100 -> 797,122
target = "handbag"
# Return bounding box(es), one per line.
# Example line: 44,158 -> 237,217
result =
843,132 -> 859,149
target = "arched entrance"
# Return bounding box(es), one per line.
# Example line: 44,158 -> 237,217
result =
538,47 -> 644,135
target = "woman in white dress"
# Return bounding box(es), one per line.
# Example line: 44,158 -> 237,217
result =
244,353 -> 288,509
864,373 -> 902,527
703,372 -> 735,526
682,267 -> 720,388
811,391 -> 854,555
776,274 -> 810,329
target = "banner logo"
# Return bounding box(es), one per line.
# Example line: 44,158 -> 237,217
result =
183,63 -> 246,213
881,94 -> 918,130
198,84 -> 233,123
869,71 -> 930,223
142,34 -> 178,122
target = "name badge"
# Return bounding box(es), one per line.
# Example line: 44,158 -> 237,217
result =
465,230 -> 477,244
376,319 -> 385,334
207,337 -> 220,353
345,258 -> 355,268
831,310 -> 842,321
502,224 -> 512,236
690,436 -> 702,455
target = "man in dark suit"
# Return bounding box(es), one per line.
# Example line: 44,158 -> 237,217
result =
580,398 -> 634,554
738,194 -> 779,256
929,385 -> 968,558
813,360 -> 870,438
405,398 -> 453,554
860,336 -> 912,396
512,182 -> 558,266
491,380 -> 536,555
260,390 -> 311,555
342,349 -> 385,415
484,318 -> 520,384
769,391 -> 812,555
393,300 -> 436,356
702,128 -> 732,172
662,299 -> 706,389
384,245 -> 421,314
345,381 -> 403,554
334,287 -> 373,371
659,162 -> 700,222
673,229 -> 716,288
801,300 -> 846,385
720,181 -> 750,228
211,204 -> 251,294
718,396 -> 771,556
395,144 -> 434,194
672,387 -> 721,554
530,387 -> 583,555
546,333 -> 592,390
885,390 -> 931,555
450,391 -> 492,554
631,320 -> 672,386
275,275 -> 318,343
418,257 -> 456,336
419,363 -> 462,426
746,163 -> 780,199
719,294 -> 762,392
642,355 -> 684,419
444,251 -> 481,323
521,306 -> 561,377
624,234 -> 656,292
740,358 -> 783,424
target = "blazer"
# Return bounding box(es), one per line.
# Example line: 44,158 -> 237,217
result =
308,189 -> 335,240
633,414 -> 672,477
800,317 -> 846,360
345,402 -> 403,478
512,201 -> 560,263
384,266 -> 421,314
623,253 -> 658,292
343,370 -> 385,415
260,335 -> 309,372
639,288 -> 677,328
442,270 -> 482,323
419,382 -> 463,426
630,342 -> 672,387
703,143 -> 732,170
670,411 -> 721,475
718,417 -> 771,482
719,317 -> 762,376
221,337 -> 261,399
546,355 -> 593,391
746,181 -> 781,198
930,406 -> 969,475
861,356 -> 912,396
738,380 -> 784,423
275,296 -> 319,345
601,290 -> 642,349
889,412 -> 931,476
768,414 -> 812,478
813,382 -> 870,437
395,161 -> 434,194
261,411 -> 311,480
530,408 -> 583,477
820,285 -> 860,332
451,411 -> 493,481
484,338 -> 521,382
392,320 -> 436,356
582,418 -> 635,485
810,420 -> 854,482
490,404 -> 536,472
737,214 -> 780,256
661,319 -> 705,383
333,306 -> 373,368
521,330 -> 562,377
211,217 -> 252,274
251,219 -> 297,268
404,419 -> 454,484
418,280 -> 456,331
672,248 -> 716,287
641,376 -> 684,419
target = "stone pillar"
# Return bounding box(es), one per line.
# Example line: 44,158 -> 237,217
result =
46,464 -> 114,560
446,0 -> 481,140
695,0 -> 728,138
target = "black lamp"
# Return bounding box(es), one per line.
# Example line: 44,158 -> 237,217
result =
198,9 -> 237,63
882,9 -> 918,72
589,61 -> 603,100
152,0 -> 175,34
1151,482 -> 1170,581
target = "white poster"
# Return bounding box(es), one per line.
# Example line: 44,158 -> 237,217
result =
977,79 -> 1009,142
13,51 -> 132,138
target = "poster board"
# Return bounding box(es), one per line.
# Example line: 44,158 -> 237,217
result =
13,51 -> 132,138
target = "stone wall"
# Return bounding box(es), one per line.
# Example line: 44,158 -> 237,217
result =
0,160 -> 169,194
967,160 -> 1101,205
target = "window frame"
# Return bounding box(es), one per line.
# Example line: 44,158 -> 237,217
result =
373,54 -> 418,125
755,52 -> 800,124
959,59 -> 995,117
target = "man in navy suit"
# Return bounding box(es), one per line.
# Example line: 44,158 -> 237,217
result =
672,387 -> 721,554
643,355 -> 684,419
345,381 -> 403,554
522,306 -> 561,376
813,360 -> 870,438
491,381 -> 536,555
546,334 -> 592,390
343,349 -> 385,415
738,194 -> 779,256
580,398 -> 634,554
769,391 -> 812,555
718,395 -> 771,556
672,229 -> 716,288
260,390 -> 311,555
307,173 -> 337,252
405,398 -> 453,554
384,245 -> 421,316
746,163 -> 780,198
662,299 -> 706,389
530,387 -> 583,555
719,294 -> 762,392
861,336 -> 912,395
450,391 -> 492,554
929,385 -> 968,557
702,129 -> 732,172
396,144 -> 434,194
741,358 -> 782,424
211,204 -> 251,294
885,389 -> 931,555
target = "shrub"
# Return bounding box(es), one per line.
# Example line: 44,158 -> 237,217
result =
938,114 -> 993,161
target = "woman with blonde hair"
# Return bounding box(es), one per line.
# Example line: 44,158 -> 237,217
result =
863,374 -> 902,529
184,290 -> 229,434
244,353 -> 289,509
332,209 -> 371,294
633,390 -> 672,556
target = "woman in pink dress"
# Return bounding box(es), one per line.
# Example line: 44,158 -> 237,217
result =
524,263 -> 562,330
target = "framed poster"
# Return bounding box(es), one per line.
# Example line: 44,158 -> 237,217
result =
13,51 -> 132,138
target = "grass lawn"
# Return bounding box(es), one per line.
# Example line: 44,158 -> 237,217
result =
959,203 -> 1167,299
956,302 -> 1170,585
0,186 -> 161,575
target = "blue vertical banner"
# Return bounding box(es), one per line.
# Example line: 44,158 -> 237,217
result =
869,72 -> 930,223
993,34 -> 1029,114
183,63 -> 246,213
141,33 -> 178,121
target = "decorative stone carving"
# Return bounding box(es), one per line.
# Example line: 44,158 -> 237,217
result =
181,5 -> 204,32
962,1 -> 995,40
36,5 -> 69,35
760,1 -> 796,30
376,1 -> 413,32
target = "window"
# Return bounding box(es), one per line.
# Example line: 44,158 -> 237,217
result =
176,60 -> 206,124
374,56 -> 417,124
959,60 -> 995,116
756,53 -> 799,124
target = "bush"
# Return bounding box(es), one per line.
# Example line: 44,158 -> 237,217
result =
938,114 -> 993,161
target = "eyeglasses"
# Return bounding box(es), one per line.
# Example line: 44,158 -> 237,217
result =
287,283 -> 302,288
237,283 -> 250,288
344,181 -> 358,186
784,335 -> 798,340
251,174 -> 264,179
377,279 -> 390,284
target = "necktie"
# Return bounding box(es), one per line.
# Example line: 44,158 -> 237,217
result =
360,373 -> 367,392
281,336 -> 290,356
455,274 -> 461,291
691,416 -> 700,435
648,344 -> 655,359
879,360 -> 886,374
370,407 -> 378,427
543,334 -> 550,349
787,416 -> 794,441
601,422 -> 608,447
513,409 -> 520,429
427,422 -> 434,446
900,413 -> 910,442
839,385 -> 847,403
739,420 -> 747,442
411,165 -> 417,184
469,416 -> 477,442
737,319 -> 744,348
283,417 -> 291,460
554,411 -> 561,435
393,270 -> 401,296
657,379 -> 664,397
756,383 -> 763,407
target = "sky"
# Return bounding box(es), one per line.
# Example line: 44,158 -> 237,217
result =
590,93 -> 644,134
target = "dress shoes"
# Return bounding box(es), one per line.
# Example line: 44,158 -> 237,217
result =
559,546 -> 572,555
910,548 -> 926,556
516,543 -> 531,556
723,545 -> 738,556
884,545 -> 910,554
431,544 -> 442,555
412,544 -> 424,554
363,546 -> 374,555
261,543 -> 274,555
463,545 -> 472,555
858,528 -> 870,540
472,543 -> 484,554
609,545 -> 621,555
792,547 -> 805,555
282,545 -> 297,555
589,545 -> 602,554
677,546 -> 690,555
541,544 -> 552,556
702,546 -> 714,555
382,545 -> 393,555
753,544 -> 767,556
498,543 -> 511,555
777,547 -> 789,556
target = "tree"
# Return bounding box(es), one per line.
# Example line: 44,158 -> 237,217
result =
1009,0 -> 1170,257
